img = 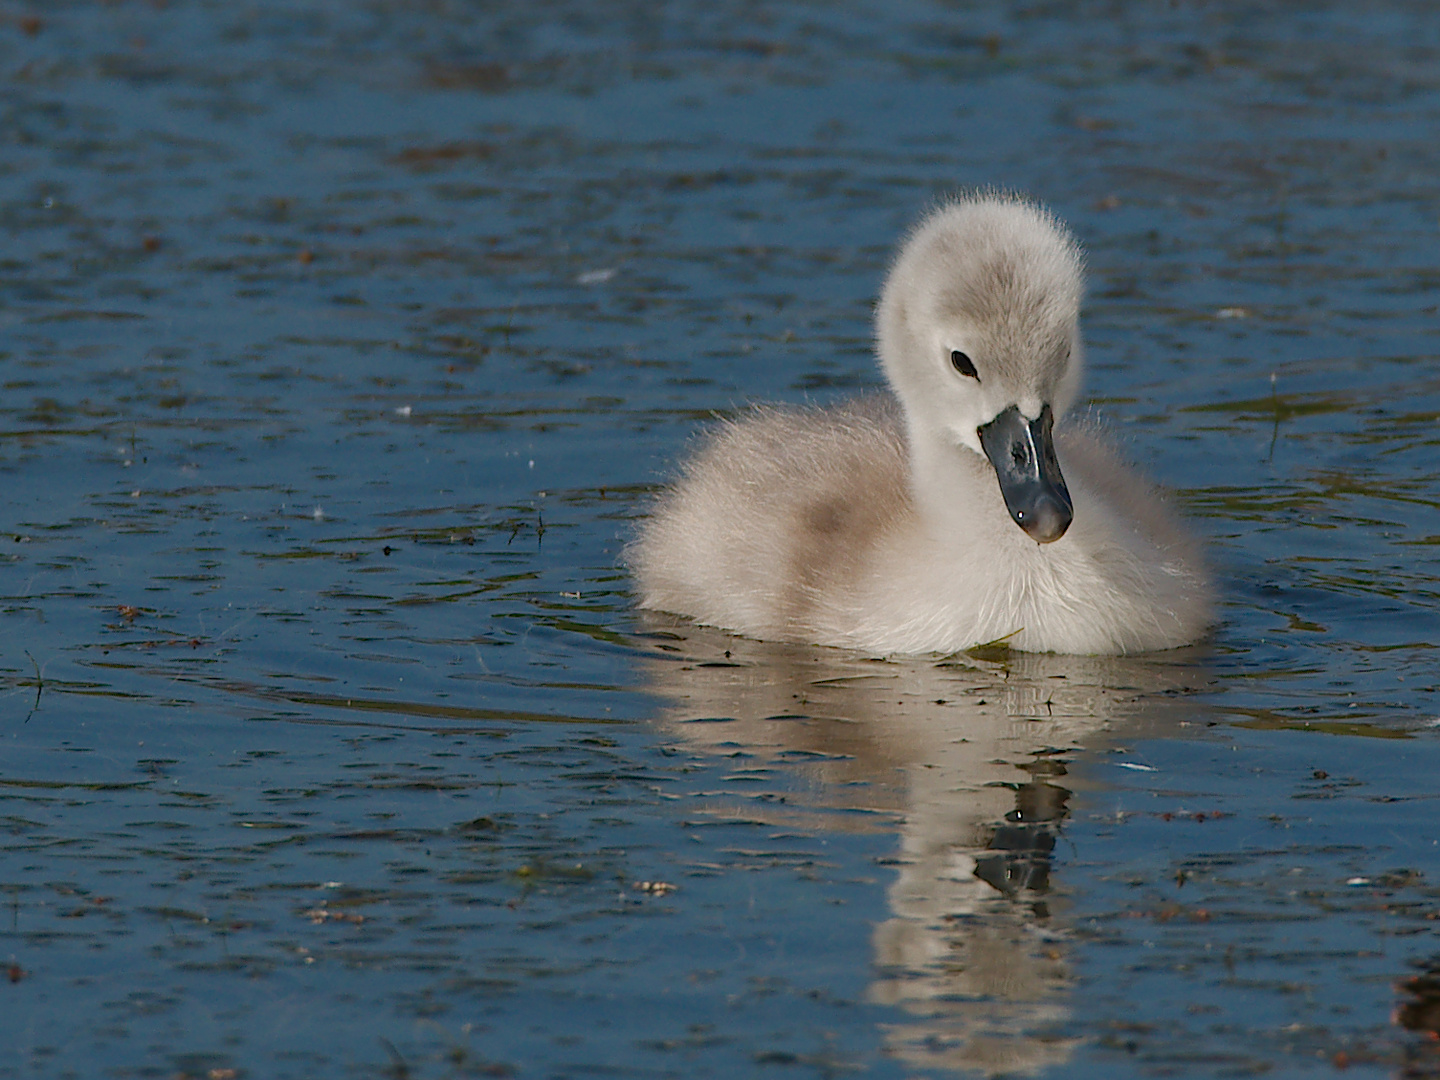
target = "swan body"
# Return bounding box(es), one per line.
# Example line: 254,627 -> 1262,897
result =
629,195 -> 1212,655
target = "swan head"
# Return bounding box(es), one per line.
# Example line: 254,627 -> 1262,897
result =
876,195 -> 1085,543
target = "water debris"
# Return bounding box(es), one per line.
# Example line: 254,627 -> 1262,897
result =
1396,957 -> 1440,1038
633,880 -> 677,895
378,1037 -> 410,1077
576,268 -> 617,285
312,506 -> 325,520
455,816 -> 500,833
1114,761 -> 1157,772
1217,306 -> 1250,318
304,905 -> 365,925
22,651 -> 43,722
390,140 -> 497,167
394,405 -> 413,417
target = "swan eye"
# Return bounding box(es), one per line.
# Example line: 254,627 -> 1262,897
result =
950,350 -> 979,379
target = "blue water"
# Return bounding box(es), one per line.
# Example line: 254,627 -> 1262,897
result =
3,2 -> 1440,1077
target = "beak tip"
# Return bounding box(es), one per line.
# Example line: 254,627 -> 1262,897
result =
1017,502 -> 1072,544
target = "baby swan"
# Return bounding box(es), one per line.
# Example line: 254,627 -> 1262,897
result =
629,194 -> 1212,655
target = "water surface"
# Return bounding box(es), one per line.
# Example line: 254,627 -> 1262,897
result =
3,2 -> 1440,1077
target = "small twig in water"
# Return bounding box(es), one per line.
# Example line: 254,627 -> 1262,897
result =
378,1037 -> 411,1080
23,651 -> 43,722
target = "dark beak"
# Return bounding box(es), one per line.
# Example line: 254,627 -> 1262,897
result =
978,404 -> 1073,543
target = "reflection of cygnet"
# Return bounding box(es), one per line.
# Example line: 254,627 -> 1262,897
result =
630,194 -> 1211,655
639,623 -> 1209,1076
869,747 -> 1078,1077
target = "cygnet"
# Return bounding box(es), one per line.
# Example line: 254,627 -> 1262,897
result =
628,194 -> 1212,655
